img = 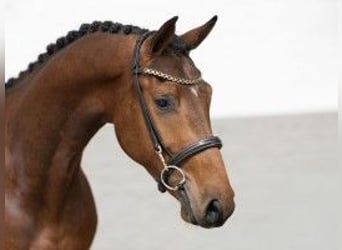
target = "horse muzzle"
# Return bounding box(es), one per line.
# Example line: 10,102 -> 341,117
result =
178,184 -> 235,228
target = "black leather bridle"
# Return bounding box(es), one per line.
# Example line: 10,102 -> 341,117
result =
132,32 -> 223,193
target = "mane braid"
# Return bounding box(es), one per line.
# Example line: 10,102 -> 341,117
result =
5,21 -> 149,90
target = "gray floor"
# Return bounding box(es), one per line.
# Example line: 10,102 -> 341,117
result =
82,113 -> 339,250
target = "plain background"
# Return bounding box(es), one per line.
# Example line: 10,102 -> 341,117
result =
5,0 -> 337,118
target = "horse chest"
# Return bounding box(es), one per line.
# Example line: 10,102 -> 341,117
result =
6,172 -> 97,249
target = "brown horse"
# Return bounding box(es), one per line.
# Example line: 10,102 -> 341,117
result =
5,16 -> 235,249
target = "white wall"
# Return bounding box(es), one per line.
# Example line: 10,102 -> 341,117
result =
5,0 -> 337,118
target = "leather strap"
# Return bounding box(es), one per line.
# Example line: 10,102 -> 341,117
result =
132,32 -> 172,156
157,136 -> 222,193
132,32 -> 157,149
178,185 -> 197,224
168,136 -> 222,166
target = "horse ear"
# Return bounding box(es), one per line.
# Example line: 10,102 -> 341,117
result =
149,16 -> 178,55
180,15 -> 218,50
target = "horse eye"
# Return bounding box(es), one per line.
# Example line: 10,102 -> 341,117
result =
154,96 -> 171,110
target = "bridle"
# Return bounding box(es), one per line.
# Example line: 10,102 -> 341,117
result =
132,31 -> 223,193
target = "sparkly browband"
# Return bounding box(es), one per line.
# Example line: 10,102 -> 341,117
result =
142,67 -> 203,85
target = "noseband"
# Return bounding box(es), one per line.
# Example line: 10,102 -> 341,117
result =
132,32 -> 223,193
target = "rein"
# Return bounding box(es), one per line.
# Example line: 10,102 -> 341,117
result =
132,32 -> 223,194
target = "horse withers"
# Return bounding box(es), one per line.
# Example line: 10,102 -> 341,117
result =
5,16 -> 235,249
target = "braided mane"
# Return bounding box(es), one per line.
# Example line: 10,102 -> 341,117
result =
5,20 -> 188,90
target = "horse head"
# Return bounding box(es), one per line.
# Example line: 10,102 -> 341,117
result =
114,17 -> 235,228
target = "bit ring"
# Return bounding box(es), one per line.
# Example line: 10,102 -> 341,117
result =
160,165 -> 186,191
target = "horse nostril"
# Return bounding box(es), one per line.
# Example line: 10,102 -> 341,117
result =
205,199 -> 222,226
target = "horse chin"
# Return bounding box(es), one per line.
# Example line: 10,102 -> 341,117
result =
180,204 -> 198,226
180,204 -> 228,229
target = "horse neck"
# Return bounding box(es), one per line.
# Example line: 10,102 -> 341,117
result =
6,33 -> 135,176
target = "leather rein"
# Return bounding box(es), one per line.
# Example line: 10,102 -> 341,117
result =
132,32 -> 223,193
